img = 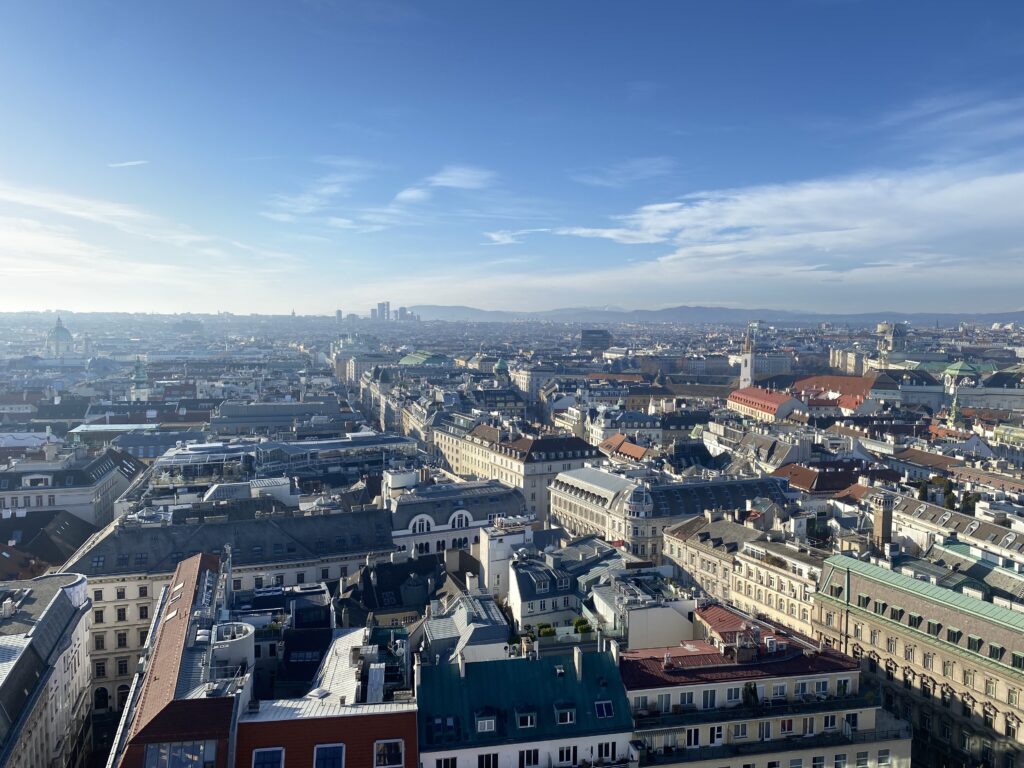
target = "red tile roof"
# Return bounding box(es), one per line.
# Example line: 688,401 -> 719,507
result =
792,375 -> 875,400
128,553 -> 222,742
727,387 -> 797,415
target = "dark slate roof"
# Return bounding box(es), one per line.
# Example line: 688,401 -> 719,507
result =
417,651 -> 632,751
342,554 -> 446,614
0,509 -> 96,564
0,448 -> 144,488
64,508 -> 394,577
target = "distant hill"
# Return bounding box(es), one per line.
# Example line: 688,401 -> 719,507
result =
409,304 -> 1024,327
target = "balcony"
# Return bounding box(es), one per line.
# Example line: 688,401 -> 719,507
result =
634,693 -> 874,731
637,726 -> 912,765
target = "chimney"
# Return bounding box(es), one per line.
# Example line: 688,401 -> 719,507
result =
573,644 -> 584,682
413,653 -> 422,691
608,638 -> 620,665
458,652 -> 466,678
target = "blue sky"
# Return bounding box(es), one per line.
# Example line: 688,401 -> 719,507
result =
2,1 -> 1024,314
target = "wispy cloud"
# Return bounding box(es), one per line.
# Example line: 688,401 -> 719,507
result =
394,186 -> 431,203
572,156 -> 676,188
426,165 -> 495,189
483,228 -> 550,246
555,160 -> 1024,279
262,157 -> 374,220
107,160 -> 150,168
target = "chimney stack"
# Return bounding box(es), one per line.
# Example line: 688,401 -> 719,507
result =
573,645 -> 584,682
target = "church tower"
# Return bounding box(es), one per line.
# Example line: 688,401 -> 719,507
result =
739,323 -> 756,389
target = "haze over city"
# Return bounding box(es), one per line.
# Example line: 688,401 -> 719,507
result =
2,1 -> 1024,314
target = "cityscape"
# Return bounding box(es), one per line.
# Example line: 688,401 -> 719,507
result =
2,3 -> 1024,768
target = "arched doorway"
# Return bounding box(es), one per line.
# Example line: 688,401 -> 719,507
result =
117,684 -> 130,710
94,687 -> 109,711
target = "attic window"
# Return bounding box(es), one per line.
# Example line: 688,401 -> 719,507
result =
555,706 -> 576,725
595,700 -> 614,719
517,711 -> 536,728
476,715 -> 496,733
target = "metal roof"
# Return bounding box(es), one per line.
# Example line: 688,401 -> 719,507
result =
824,554 -> 1024,633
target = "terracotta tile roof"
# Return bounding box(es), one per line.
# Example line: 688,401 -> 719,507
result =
128,553 -> 222,742
727,387 -> 797,414
793,375 -> 875,400
619,642 -> 858,690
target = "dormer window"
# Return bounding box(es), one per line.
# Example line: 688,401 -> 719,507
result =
595,700 -> 614,719
555,705 -> 576,725
517,711 -> 536,728
476,715 -> 496,733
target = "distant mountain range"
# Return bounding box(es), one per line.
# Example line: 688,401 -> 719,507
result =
409,304 -> 1024,327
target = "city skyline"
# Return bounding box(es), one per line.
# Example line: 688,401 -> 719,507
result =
2,2 -> 1024,314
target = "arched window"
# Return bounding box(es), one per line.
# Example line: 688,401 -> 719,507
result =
450,512 -> 470,529
411,516 -> 432,534
94,687 -> 109,710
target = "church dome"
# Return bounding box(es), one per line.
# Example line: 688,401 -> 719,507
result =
46,316 -> 73,355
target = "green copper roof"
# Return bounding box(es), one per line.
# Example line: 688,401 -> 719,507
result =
824,555 -> 1024,633
416,650 -> 632,752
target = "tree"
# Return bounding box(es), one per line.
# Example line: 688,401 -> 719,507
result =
917,481 -> 929,501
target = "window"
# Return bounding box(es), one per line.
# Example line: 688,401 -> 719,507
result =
816,680 -> 829,695
856,753 -> 869,768
117,631 -> 128,648
834,755 -> 847,768
986,679 -> 998,697
321,568 -> 330,580
96,660 -> 107,678
143,741 -> 218,767
781,719 -> 794,735
517,711 -> 536,728
772,683 -> 787,699
923,652 -> 934,670
253,749 -> 284,768
117,607 -> 127,622
597,742 -> 616,760
968,636 -> 984,653
790,760 -> 803,768
139,629 -> 148,646
94,589 -> 103,602
595,700 -> 614,718
734,723 -> 748,739
824,715 -> 837,730
233,579 -> 242,591
556,706 -> 575,724
116,587 -> 126,600
709,725 -> 723,745
95,634 -> 105,651
947,628 -> 962,644
140,605 -> 149,620
254,577 -> 264,589
374,740 -> 404,768
117,657 -> 129,676
518,750 -> 539,768
557,747 -> 576,766
476,716 -> 495,733
139,585 -> 148,598
727,686 -> 741,703
702,689 -> 716,709
436,760 -> 457,768
95,609 -> 105,624
813,758 -> 824,768
313,747 -> 346,768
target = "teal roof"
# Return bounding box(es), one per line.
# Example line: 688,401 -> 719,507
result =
824,555 -> 1024,633
416,651 -> 632,752
399,350 -> 450,366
